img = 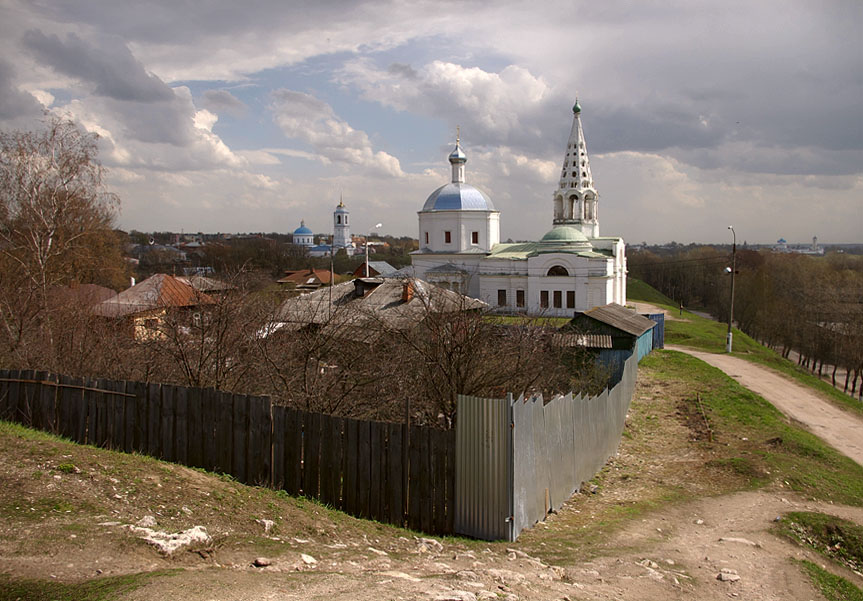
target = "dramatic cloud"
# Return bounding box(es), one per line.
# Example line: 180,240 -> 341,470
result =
0,0 -> 858,242
341,59 -> 556,148
22,30 -> 173,102
270,89 -> 404,177
0,59 -> 43,121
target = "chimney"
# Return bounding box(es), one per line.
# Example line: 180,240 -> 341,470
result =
354,279 -> 368,298
130,276 -> 136,287
402,281 -> 414,302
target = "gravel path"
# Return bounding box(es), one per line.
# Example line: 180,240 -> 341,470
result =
668,345 -> 863,467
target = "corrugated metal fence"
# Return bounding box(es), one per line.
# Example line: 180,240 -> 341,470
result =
646,313 -> 665,350
455,352 -> 638,541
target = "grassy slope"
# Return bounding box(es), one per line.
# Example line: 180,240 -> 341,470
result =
646,351 -> 863,505
0,420 -> 475,599
627,277 -> 863,416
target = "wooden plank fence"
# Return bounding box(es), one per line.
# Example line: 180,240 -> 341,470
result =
0,369 -> 455,535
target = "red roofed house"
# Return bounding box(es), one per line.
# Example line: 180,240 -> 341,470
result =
277,268 -> 337,293
92,273 -> 214,340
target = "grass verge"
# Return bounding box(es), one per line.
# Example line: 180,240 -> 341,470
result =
775,512 -> 863,574
796,560 -> 863,601
0,570 -> 179,601
626,277 -> 863,416
648,351 -> 863,506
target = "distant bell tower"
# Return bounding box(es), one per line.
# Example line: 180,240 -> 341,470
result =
553,99 -> 599,238
333,196 -> 351,250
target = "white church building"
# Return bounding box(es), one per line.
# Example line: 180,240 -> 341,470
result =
411,100 -> 626,316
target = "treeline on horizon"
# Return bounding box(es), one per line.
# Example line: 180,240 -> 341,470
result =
628,246 -> 863,396
126,230 -> 419,282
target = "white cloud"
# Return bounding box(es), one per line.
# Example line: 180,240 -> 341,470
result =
270,89 -> 404,177
340,59 -> 554,146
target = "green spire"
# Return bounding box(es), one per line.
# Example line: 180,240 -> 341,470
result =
572,98 -> 581,114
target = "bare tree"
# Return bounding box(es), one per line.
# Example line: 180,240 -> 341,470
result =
0,117 -> 126,369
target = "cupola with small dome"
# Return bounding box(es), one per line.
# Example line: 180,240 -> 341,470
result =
293,220 -> 314,247
417,131 -> 500,254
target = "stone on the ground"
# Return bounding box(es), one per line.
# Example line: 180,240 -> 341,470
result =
253,557 -> 271,567
300,553 -> 317,565
431,591 -> 477,601
136,515 -> 157,528
717,568 -> 741,582
418,537 -> 444,553
718,537 -> 760,547
256,518 -> 276,533
129,524 -> 211,555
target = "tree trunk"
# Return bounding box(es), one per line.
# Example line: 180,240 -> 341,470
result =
831,364 -> 837,387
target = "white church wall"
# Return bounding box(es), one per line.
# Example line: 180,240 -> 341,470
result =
479,274 -> 528,312
419,211 -> 499,253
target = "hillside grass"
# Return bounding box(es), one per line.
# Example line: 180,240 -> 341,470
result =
627,277 -> 863,416
0,571 -> 179,601
775,511 -> 863,574
646,351 -> 863,506
797,560 -> 863,601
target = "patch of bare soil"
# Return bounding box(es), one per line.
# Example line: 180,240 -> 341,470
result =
630,301 -> 685,321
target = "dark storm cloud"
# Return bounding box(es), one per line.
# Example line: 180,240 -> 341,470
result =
0,60 -> 43,121
22,30 -> 174,103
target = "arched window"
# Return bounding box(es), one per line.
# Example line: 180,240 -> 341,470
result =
337,215 -> 341,224
547,265 -> 569,276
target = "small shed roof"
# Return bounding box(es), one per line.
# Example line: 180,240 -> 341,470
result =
277,268 -> 335,286
581,303 -> 657,337
352,261 -> 397,277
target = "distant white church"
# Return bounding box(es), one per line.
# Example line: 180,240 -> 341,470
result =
411,100 -> 627,316
292,197 -> 357,257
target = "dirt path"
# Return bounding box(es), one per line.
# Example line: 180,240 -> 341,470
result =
668,345 -> 863,466
562,490 -> 863,601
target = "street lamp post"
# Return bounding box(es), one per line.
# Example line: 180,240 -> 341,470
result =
726,225 -> 736,353
365,223 -> 383,277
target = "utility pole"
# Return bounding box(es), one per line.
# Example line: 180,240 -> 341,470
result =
726,225 -> 736,353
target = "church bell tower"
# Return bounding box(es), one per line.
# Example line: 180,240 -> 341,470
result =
553,100 -> 599,239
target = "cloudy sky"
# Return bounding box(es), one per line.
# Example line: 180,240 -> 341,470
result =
1,0 -> 860,244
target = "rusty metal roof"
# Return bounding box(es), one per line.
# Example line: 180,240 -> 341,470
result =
92,273 -> 214,318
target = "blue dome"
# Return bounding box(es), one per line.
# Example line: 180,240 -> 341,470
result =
294,224 -> 313,235
449,143 -> 466,162
421,183 -> 495,212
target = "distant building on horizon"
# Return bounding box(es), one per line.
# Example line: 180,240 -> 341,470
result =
292,220 -> 314,247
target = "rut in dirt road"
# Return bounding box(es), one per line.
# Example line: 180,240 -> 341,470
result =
667,345 -> 863,467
